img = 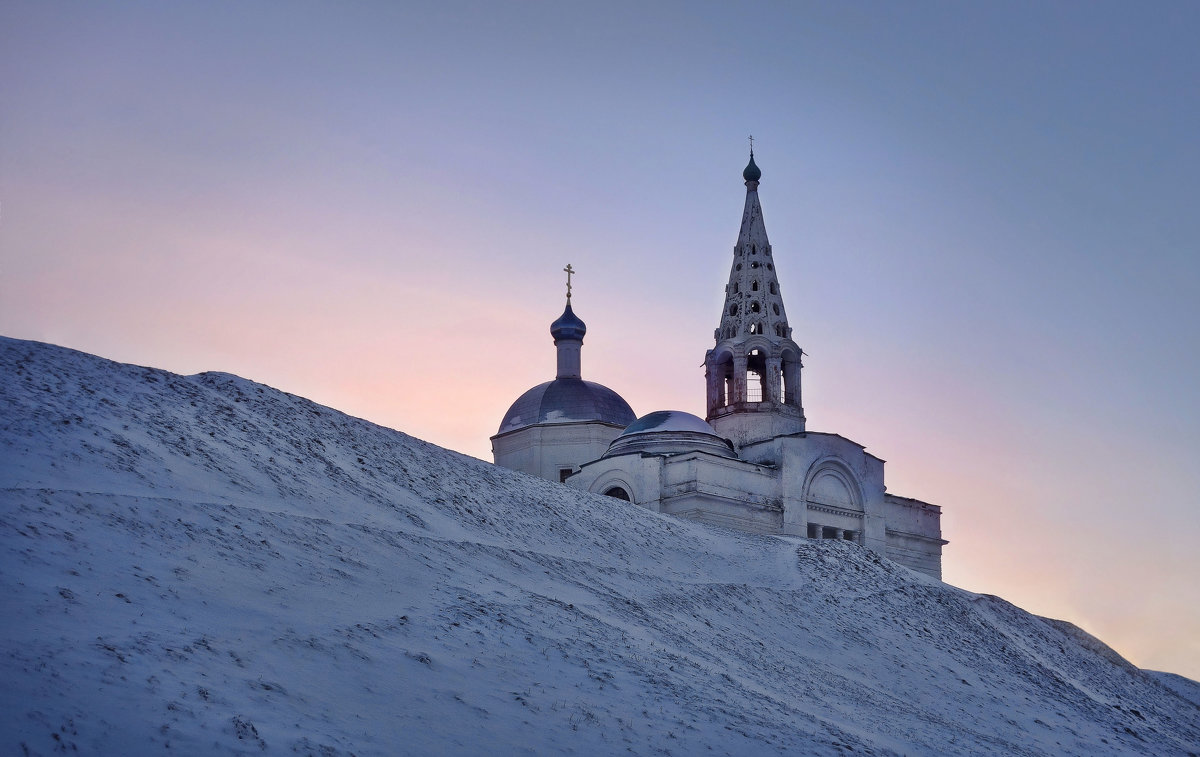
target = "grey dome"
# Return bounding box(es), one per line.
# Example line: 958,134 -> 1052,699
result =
620,410 -> 718,436
743,152 -> 762,182
550,302 -> 586,341
497,378 -> 635,434
605,410 -> 736,458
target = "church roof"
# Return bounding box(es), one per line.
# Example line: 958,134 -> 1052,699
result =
743,152 -> 762,182
605,410 -> 736,459
550,301 -> 586,341
712,151 -> 795,346
620,410 -> 718,436
496,378 -> 635,435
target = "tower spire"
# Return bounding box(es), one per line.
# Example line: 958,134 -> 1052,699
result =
704,150 -> 805,443
550,265 -> 586,379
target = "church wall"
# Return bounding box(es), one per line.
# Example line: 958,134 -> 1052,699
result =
658,453 -> 783,534
492,422 -> 626,482
742,433 -> 888,551
882,493 -> 945,579
710,409 -> 805,450
570,452 -> 664,512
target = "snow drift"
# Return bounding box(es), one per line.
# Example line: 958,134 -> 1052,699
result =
1,336 -> 1197,755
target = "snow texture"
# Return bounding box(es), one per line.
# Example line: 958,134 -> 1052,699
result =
2,335 -> 1198,756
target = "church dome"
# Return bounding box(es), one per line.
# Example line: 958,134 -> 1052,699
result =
743,153 -> 762,182
550,302 -> 586,341
497,378 -> 635,434
604,410 -> 736,459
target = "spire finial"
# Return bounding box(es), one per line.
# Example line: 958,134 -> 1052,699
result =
563,263 -> 575,300
743,141 -> 762,183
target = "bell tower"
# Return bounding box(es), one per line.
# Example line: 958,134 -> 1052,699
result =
705,150 -> 806,447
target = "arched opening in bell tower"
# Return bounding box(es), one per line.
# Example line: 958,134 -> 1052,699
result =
747,348 -> 767,403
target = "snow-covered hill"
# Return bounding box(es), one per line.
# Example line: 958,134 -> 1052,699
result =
2,335 -> 1197,756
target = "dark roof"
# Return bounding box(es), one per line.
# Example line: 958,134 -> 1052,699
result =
496,378 -> 634,435
550,302 -> 586,341
743,153 -> 762,182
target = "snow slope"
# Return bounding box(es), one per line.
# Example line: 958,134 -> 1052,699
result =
2,336 -> 1198,756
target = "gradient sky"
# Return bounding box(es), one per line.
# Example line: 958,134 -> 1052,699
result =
3,2 -> 1198,680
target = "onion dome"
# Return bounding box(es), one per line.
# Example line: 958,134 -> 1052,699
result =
550,302 -> 586,341
604,410 -> 736,459
497,378 -> 635,434
743,152 -> 762,182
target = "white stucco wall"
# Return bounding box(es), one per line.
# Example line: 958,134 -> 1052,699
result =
491,421 -> 626,482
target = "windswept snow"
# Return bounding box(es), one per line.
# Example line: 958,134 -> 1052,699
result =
2,336 -> 1198,755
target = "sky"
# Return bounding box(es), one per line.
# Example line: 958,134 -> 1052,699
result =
2,1 -> 1198,680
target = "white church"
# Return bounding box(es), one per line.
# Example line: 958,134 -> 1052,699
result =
492,152 -> 947,579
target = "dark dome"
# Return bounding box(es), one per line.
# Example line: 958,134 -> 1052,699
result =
550,302 -> 586,341
497,378 -> 634,434
619,410 -> 717,436
605,410 -> 736,459
743,153 -> 762,182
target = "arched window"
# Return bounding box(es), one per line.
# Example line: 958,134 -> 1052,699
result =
750,302 -> 761,313
747,348 -> 767,402
751,281 -> 759,291
729,304 -> 738,316
772,303 -> 780,315
769,282 -> 777,295
749,322 -> 762,335
604,487 -> 630,501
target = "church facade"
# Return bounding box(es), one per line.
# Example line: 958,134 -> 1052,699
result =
492,153 -> 946,579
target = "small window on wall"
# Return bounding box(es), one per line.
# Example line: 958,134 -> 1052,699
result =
559,468 -> 573,483
604,487 -> 630,501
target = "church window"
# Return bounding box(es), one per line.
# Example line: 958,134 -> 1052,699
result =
767,263 -> 774,270
748,322 -> 763,335
750,302 -> 761,313
772,303 -> 780,315
775,324 -> 787,337
736,263 -> 743,271
769,282 -> 777,295
733,282 -> 740,294
746,375 -> 762,402
728,304 -> 738,316
751,261 -> 760,269
807,523 -> 820,539
604,486 -> 631,501
751,281 -> 759,292
747,348 -> 767,402
559,468 -> 573,483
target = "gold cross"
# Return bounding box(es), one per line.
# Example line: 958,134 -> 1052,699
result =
749,134 -> 755,154
564,263 -> 575,300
